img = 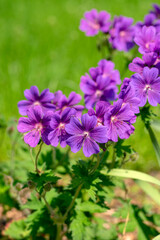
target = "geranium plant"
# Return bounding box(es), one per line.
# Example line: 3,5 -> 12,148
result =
2,3 -> 160,240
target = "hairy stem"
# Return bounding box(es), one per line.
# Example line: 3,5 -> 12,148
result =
35,141 -> 44,173
63,183 -> 83,221
42,195 -> 55,217
89,153 -> 101,175
56,223 -> 62,240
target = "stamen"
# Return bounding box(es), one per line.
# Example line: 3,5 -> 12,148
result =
35,123 -> 43,132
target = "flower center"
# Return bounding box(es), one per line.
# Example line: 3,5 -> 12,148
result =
96,90 -> 103,97
120,31 -> 126,37
145,42 -> 150,49
84,131 -> 89,137
88,20 -> 100,30
111,116 -> 117,123
35,123 -> 43,132
59,123 -> 65,129
97,118 -> 103,126
102,72 -> 109,78
62,105 -> 67,111
144,84 -> 152,92
33,101 -> 41,106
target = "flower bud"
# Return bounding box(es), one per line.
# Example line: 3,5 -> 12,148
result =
4,175 -> 13,185
28,180 -> 36,189
44,182 -> 52,192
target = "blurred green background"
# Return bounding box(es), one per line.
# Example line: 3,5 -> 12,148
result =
0,0 -> 160,171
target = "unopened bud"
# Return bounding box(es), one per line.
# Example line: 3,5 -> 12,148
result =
130,152 -> 139,162
7,126 -> 15,136
28,180 -> 36,189
15,183 -> 23,191
44,182 -> 52,192
4,175 -> 13,185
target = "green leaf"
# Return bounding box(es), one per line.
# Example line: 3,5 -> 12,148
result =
70,210 -> 88,240
21,193 -> 44,210
77,201 -> 107,213
86,186 -> 97,202
28,170 -> 59,194
147,125 -> 160,166
153,235 -> 160,240
114,139 -> 132,158
135,180 -> 160,205
5,219 -> 29,239
103,169 -> 160,186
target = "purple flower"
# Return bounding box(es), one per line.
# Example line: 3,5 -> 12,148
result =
17,106 -> 52,147
119,78 -> 140,114
150,4 -> 160,19
109,16 -> 135,52
65,113 -> 108,157
88,101 -> 110,125
129,53 -> 160,74
131,67 -> 160,107
134,26 -> 159,54
56,91 -> 84,116
79,9 -> 111,36
104,100 -> 135,142
48,108 -> 76,148
136,13 -> 160,31
97,59 -> 121,85
52,90 -> 63,108
80,60 -> 120,109
18,86 -> 55,115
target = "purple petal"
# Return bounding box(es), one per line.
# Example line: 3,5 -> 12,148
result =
83,137 -> 99,157
24,86 -> 39,101
24,130 -> 40,147
143,67 -> 159,83
42,103 -> 56,112
148,90 -> 160,106
17,117 -> 34,133
41,128 -> 51,145
67,135 -> 84,153
88,108 -> 95,116
18,100 -> 32,115
81,113 -> 97,131
61,107 -> 76,123
27,106 -> 43,122
65,117 -> 84,135
95,101 -> 110,118
80,74 -> 96,95
40,89 -> 54,102
48,129 -> 60,147
84,94 -> 97,109
90,126 -> 108,143
118,104 -> 135,121
68,92 -> 82,106
50,113 -> 60,129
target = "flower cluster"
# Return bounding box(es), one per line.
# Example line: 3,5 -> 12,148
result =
79,9 -> 135,52
17,77 -> 138,157
17,4 -> 160,157
136,4 -> 160,31
80,59 -> 121,108
109,16 -> 135,52
128,5 -> 160,107
79,9 -> 111,36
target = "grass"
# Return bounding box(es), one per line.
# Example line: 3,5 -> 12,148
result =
0,0 -> 160,170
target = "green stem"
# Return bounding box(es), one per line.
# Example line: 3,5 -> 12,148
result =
35,141 -> 44,173
110,146 -> 116,169
29,147 -> 35,165
89,153 -> 101,175
42,195 -> 55,217
56,223 -> 62,240
147,124 -> 160,167
63,183 -> 83,221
